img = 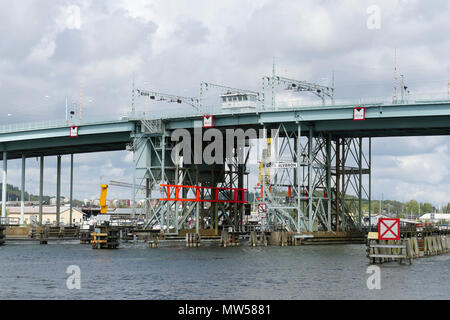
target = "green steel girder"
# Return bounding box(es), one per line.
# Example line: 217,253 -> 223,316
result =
164,101 -> 450,138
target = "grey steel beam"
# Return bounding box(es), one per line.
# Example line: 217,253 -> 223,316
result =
359,137 -> 363,230
296,123 -> 301,232
368,138 -> 372,230
39,156 -> 44,225
308,127 -> 313,231
326,134 -> 332,231
56,155 -> 61,226
2,151 -> 7,218
20,155 -> 25,225
69,154 -> 73,227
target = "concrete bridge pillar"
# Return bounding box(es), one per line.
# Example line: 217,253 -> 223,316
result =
39,156 -> 44,225
56,155 -> 61,226
20,155 -> 26,225
2,151 -> 7,219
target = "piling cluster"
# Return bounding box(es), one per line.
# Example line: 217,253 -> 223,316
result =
186,233 -> 201,247
367,232 -> 449,265
91,225 -> 119,249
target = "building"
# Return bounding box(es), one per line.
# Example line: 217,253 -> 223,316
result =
6,206 -> 84,226
419,213 -> 450,223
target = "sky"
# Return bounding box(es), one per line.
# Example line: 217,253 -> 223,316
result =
0,0 -> 449,206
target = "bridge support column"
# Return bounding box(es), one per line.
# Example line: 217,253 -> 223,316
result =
39,156 -> 44,225
2,151 -> 7,219
326,134 -> 332,231
308,127 -> 313,231
368,138 -> 372,230
56,155 -> 61,226
20,155 -> 26,225
69,154 -> 73,227
296,123 -> 301,232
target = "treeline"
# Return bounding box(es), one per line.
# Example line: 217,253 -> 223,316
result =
0,183 -> 83,206
0,184 -> 51,203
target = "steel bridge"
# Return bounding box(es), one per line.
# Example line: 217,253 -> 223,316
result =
1,100 -> 449,234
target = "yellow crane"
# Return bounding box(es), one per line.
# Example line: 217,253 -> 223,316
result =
99,184 -> 108,214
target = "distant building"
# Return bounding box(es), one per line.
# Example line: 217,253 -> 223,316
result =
49,197 -> 69,206
6,206 -> 84,225
419,213 -> 450,223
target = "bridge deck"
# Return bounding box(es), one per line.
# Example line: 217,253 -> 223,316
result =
0,100 -> 449,159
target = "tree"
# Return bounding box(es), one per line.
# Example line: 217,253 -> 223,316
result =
420,203 -> 433,215
404,200 -> 419,216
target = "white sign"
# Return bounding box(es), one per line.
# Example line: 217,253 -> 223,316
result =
70,126 -> 79,137
353,107 -> 365,121
258,203 -> 267,217
203,115 -> 213,128
266,162 -> 297,169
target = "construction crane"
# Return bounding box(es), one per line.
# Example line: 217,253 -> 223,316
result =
135,88 -> 202,114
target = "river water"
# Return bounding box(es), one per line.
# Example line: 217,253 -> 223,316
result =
0,240 -> 448,300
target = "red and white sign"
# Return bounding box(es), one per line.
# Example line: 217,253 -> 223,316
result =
378,218 -> 400,240
203,115 -> 213,128
70,126 -> 79,137
353,107 -> 365,121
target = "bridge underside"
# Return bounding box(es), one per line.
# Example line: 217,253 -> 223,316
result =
0,132 -> 130,160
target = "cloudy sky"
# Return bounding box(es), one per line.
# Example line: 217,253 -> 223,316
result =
0,0 -> 449,206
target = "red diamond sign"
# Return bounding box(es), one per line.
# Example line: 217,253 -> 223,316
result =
378,218 -> 400,240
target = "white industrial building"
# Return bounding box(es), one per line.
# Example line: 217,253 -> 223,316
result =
419,213 -> 450,223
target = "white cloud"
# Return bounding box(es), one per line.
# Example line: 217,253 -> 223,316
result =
0,0 -> 449,206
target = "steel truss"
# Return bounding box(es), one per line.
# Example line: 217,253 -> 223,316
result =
132,121 -> 250,234
132,118 -> 370,235
260,123 -> 371,233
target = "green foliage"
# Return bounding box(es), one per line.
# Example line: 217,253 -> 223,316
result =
0,184 -> 50,203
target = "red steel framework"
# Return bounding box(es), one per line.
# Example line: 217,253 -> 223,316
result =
160,184 -> 248,204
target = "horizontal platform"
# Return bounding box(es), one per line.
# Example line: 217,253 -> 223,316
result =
369,254 -> 406,258
370,244 -> 406,249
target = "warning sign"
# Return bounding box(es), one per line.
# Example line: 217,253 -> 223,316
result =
353,107 -> 365,121
258,203 -> 267,217
378,218 -> 400,240
203,115 -> 213,128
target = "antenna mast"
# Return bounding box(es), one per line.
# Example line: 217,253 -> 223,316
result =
393,48 -> 398,104
79,81 -> 83,121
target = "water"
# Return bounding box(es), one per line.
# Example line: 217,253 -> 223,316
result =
0,241 -> 448,300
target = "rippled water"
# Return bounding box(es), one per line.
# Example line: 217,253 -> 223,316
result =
0,240 -> 448,299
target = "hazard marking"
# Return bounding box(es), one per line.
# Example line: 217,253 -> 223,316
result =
378,218 -> 400,240
203,115 -> 213,128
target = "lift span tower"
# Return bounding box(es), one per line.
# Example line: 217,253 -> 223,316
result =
1,74 -> 450,236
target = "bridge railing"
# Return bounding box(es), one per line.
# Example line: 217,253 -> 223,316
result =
0,117 -> 131,134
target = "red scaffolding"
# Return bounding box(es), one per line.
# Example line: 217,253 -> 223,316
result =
160,184 -> 248,204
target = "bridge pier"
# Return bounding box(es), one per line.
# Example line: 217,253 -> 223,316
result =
69,154 -> 73,227
56,155 -> 61,226
20,155 -> 25,225
39,155 -> 44,225
2,151 -> 7,219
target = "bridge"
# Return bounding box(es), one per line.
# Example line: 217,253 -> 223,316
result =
1,99 -> 449,235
